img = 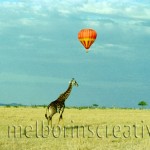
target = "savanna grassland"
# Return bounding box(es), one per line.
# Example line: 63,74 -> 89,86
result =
0,107 -> 150,150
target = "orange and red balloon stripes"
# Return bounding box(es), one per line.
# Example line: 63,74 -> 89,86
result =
78,29 -> 97,52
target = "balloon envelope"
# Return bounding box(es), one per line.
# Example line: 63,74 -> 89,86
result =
78,28 -> 97,52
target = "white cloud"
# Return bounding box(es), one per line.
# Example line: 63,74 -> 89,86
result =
82,80 -> 148,90
92,43 -> 137,60
19,18 -> 35,26
82,0 -> 150,19
0,0 -> 149,29
0,72 -> 68,84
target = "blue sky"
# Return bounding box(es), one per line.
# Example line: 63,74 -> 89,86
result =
0,0 -> 150,108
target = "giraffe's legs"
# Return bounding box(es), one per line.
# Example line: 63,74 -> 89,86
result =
48,116 -> 52,128
58,107 -> 64,125
46,105 -> 57,128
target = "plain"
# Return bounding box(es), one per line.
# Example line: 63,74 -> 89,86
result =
0,107 -> 150,150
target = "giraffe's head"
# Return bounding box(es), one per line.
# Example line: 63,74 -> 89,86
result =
70,78 -> 78,87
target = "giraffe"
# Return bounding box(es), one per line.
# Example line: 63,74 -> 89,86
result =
45,78 -> 78,127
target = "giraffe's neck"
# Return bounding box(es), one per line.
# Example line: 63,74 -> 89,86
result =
57,83 -> 73,102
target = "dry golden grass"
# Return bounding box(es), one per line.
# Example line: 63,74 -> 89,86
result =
0,107 -> 150,150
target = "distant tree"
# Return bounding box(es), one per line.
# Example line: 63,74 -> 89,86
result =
5,105 -> 11,108
92,104 -> 99,108
138,101 -> 148,109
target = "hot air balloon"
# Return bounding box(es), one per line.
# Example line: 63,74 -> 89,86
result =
78,28 -> 97,53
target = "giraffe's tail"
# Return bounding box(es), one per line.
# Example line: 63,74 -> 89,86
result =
45,107 -> 48,120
